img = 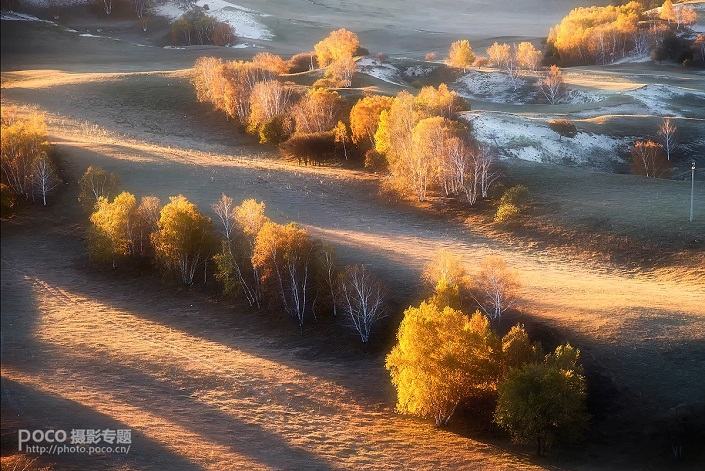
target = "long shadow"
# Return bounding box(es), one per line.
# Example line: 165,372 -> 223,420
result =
1,377 -> 200,470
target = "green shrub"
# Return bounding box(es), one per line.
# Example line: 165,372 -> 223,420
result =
258,116 -> 290,144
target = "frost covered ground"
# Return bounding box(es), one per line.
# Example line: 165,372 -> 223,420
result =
356,58 -> 407,86
465,111 -> 628,166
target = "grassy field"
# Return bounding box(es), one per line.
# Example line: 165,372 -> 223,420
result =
2,7 -> 705,471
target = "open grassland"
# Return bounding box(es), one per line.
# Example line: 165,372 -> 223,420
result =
2,11 -> 705,471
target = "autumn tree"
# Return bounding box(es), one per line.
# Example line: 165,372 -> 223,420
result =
152,195 -> 216,285
495,344 -> 589,456
447,40 -> 476,72
415,84 -> 465,119
541,65 -> 567,105
658,117 -> 677,161
89,191 -> 138,268
349,95 -> 393,149
422,249 -> 467,308
291,88 -> 344,134
314,28 -> 360,67
473,256 -> 520,323
692,35 -> 705,62
78,166 -> 121,213
660,0 -> 675,24
252,222 -> 318,332
501,324 -> 544,373
339,265 -> 387,344
487,42 -> 519,88
333,121 -> 349,160
324,56 -> 356,88
386,305 -> 501,426
673,4 -> 697,30
252,52 -> 289,74
516,42 -> 542,71
631,140 -> 668,177
374,91 -> 417,172
1,112 -> 50,201
247,80 -> 295,138
318,243 -> 339,317
213,196 -> 269,307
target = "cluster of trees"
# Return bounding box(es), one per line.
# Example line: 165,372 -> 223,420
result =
1,112 -> 61,214
386,250 -> 588,455
171,7 -> 235,46
313,28 -> 361,88
369,87 -> 502,203
85,175 -> 388,340
630,117 -> 678,178
548,1 -> 698,65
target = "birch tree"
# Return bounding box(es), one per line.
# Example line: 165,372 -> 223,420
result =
473,256 -> 520,323
78,166 -> 121,212
33,153 -> 60,206
339,265 -> 387,344
541,66 -> 567,105
658,117 -> 676,161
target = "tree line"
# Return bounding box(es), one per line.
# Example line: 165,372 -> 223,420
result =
547,1 -> 699,66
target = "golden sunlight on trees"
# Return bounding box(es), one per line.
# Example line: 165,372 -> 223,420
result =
447,40 -> 476,72
422,249 -> 467,309
415,84 -> 465,120
213,196 -> 269,308
501,324 -> 544,373
252,222 -> 318,333
631,140 -> 668,178
486,42 -> 519,87
78,166 -> 120,213
291,88 -> 344,134
516,42 -> 542,71
495,344 -> 589,456
1,112 -> 52,202
540,65 -> 567,105
89,192 -> 137,268
338,265 -> 387,344
152,195 -> 216,285
247,80 -> 295,139
323,56 -> 356,88
473,256 -> 520,323
660,0 -> 675,24
549,2 -> 644,65
349,95 -> 394,149
252,52 -> 289,74
333,121 -> 349,160
386,305 -> 500,426
314,28 -> 360,68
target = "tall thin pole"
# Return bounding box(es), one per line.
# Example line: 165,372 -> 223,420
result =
691,162 -> 696,222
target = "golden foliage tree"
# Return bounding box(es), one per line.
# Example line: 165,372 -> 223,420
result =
0,112 -> 50,201
291,88 -> 344,134
516,42 -> 542,71
349,95 -> 393,148
314,28 -> 360,67
415,84 -> 465,119
78,166 -> 121,213
549,2 -> 643,65
447,40 -> 476,72
324,56 -> 356,88
631,140 -> 668,178
152,195 -> 216,285
252,52 -> 289,74
252,221 -> 318,332
89,192 -> 137,267
247,80 -> 295,136
386,305 -> 501,426
540,65 -> 567,105
660,0 -> 675,24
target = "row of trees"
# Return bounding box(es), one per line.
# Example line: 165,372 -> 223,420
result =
85,176 -> 388,340
192,46 -> 505,206
548,1 -> 698,65
444,39 -> 570,104
386,250 -> 588,456
1,112 -> 61,213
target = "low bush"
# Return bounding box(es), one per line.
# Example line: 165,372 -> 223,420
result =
280,131 -> 337,165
